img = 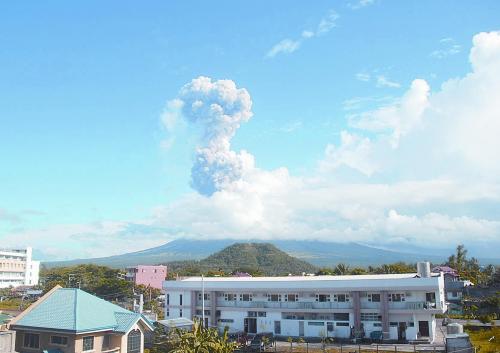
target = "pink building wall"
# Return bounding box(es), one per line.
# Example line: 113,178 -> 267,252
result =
128,265 -> 167,289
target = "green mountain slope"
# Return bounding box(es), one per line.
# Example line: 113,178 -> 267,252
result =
166,243 -> 317,276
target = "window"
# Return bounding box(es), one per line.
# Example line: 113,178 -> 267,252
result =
166,309 -> 169,317
308,321 -> 324,326
179,309 -> 183,317
267,294 -> 282,302
83,336 -> 94,352
224,293 -> 237,301
389,293 -> 405,302
102,335 -> 111,350
315,294 -> 330,302
51,335 -> 68,346
166,294 -> 170,305
248,311 -> 258,317
333,294 -> 350,302
390,322 -> 398,327
258,312 -> 267,317
373,323 -> 382,327
368,293 -> 381,302
239,293 -> 253,301
285,294 -> 298,302
327,322 -> 334,332
127,329 -> 141,353
333,313 -> 350,321
198,293 -> 210,301
179,294 -> 183,305
336,322 -> 349,326
360,313 -> 382,321
218,318 -> 234,323
23,333 -> 40,349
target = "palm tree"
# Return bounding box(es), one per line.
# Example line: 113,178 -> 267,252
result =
170,320 -> 238,353
334,263 -> 350,275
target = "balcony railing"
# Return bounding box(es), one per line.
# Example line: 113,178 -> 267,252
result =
389,301 -> 439,310
215,300 -> 352,309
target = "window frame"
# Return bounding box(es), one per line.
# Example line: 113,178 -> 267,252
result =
23,332 -> 40,349
50,335 -> 69,347
82,336 -> 95,352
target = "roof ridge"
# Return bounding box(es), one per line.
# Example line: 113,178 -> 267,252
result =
73,288 -> 78,331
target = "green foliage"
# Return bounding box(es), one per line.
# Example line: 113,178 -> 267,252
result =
40,264 -> 132,300
166,243 -> 317,276
467,327 -> 499,353
447,244 -> 497,285
169,320 -> 238,353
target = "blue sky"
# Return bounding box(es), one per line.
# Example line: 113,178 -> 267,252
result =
1,1 -> 500,260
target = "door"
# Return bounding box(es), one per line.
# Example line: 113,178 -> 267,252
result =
418,321 -> 429,337
244,318 -> 257,334
274,321 -> 281,335
299,321 -> 305,336
397,322 -> 407,341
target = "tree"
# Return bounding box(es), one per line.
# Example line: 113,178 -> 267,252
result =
170,320 -> 238,353
334,263 -> 350,275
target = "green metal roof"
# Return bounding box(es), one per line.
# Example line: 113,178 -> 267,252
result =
12,288 -> 153,333
0,312 -> 12,324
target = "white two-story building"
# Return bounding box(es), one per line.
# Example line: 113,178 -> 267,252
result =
163,262 -> 446,342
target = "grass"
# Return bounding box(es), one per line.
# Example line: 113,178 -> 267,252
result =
467,327 -> 499,353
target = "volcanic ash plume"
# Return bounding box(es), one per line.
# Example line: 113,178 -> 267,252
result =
179,76 -> 255,196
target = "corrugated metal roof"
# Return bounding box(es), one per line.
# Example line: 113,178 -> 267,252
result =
12,288 -> 152,333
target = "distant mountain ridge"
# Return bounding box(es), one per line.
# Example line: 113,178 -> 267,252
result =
42,238 -> 476,269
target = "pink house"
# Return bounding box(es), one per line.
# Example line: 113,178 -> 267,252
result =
126,265 -> 167,289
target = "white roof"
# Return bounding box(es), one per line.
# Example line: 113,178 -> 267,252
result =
175,273 -> 419,282
164,273 -> 442,291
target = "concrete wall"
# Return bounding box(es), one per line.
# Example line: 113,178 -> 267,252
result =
14,329 -> 125,353
0,330 -> 17,353
131,265 -> 167,290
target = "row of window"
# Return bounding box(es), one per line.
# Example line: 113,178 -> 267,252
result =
282,312 -> 350,321
23,332 -> 139,353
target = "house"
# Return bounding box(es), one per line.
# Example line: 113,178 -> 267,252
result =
164,262 -> 447,342
8,285 -> 154,353
431,266 -> 473,304
0,247 -> 40,289
125,265 -> 167,290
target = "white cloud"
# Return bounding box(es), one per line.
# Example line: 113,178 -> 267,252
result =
320,131 -> 379,176
266,39 -> 301,57
348,0 -> 375,10
376,75 -> 401,88
266,10 -> 339,58
355,72 -> 371,82
430,37 -> 461,59
316,10 -> 339,35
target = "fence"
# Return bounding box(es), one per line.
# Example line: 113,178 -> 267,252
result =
236,342 -> 447,353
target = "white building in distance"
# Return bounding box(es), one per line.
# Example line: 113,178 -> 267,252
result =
0,247 -> 40,288
163,262 -> 446,342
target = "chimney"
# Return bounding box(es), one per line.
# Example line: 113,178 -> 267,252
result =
417,262 -> 431,278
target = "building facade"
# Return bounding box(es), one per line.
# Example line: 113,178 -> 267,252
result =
0,247 -> 40,289
164,264 -> 446,342
9,285 -> 154,353
125,265 -> 167,290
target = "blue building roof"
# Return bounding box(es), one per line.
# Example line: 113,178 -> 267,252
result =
11,286 -> 153,334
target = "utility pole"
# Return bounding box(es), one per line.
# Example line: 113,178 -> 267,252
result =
201,274 -> 205,327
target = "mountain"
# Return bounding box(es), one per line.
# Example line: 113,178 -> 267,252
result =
43,238 -> 467,269
200,243 -> 316,275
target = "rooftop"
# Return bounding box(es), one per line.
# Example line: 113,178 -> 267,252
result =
173,273 -> 435,282
10,286 -> 153,334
